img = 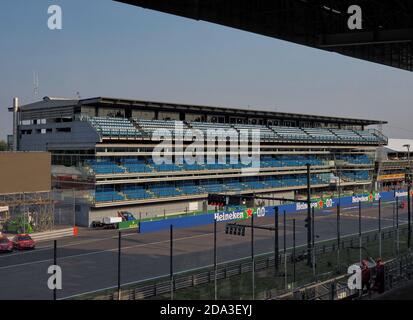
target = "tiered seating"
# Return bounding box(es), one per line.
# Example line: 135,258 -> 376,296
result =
342,170 -> 370,181
152,163 -> 183,172
95,190 -> 125,202
260,155 -> 325,168
94,172 -> 334,203
88,117 -> 142,137
189,122 -> 234,141
177,183 -> 204,195
223,181 -> 243,191
270,126 -> 310,141
330,129 -> 363,142
122,186 -> 153,200
121,158 -> 153,173
137,120 -> 188,137
200,181 -> 224,193
233,124 -> 276,140
242,180 -> 268,190
86,160 -> 125,174
151,185 -> 182,197
303,128 -> 337,141
355,130 -> 379,143
183,163 -> 205,171
337,154 -> 372,165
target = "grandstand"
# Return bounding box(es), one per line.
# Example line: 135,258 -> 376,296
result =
375,139 -> 413,190
9,96 -> 387,226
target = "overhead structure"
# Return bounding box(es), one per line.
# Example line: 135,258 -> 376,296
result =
115,0 -> 413,71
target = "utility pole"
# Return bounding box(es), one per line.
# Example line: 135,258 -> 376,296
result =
117,232 -> 121,300
337,202 -> 341,271
403,144 -> 411,249
53,240 -> 57,301
312,207 -> 316,278
274,206 -> 279,274
283,210 -> 287,290
251,210 -> 255,300
306,164 -> 312,266
359,201 -> 362,263
396,197 -> 400,256
214,219 -> 217,300
170,225 -> 174,300
379,198 -> 382,257
293,219 -> 296,286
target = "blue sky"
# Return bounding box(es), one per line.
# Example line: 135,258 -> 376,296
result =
1,0 -> 412,140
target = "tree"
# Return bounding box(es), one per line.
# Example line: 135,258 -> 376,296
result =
0,140 -> 8,151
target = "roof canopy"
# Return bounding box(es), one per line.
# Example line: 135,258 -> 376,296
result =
12,96 -> 386,126
115,0 -> 413,71
385,139 -> 413,153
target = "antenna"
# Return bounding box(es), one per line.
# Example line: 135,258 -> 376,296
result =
33,71 -> 39,99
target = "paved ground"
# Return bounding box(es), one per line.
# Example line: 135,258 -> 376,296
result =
373,281 -> 413,300
0,201 -> 408,300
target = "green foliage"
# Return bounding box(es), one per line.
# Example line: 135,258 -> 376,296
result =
0,140 -> 8,151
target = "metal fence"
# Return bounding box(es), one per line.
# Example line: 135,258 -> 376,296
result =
70,223 -> 411,300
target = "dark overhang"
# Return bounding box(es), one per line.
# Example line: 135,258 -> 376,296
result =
80,96 -> 387,126
114,0 -> 413,71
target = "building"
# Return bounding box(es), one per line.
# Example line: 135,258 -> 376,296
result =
9,96 -> 387,226
376,139 -> 413,190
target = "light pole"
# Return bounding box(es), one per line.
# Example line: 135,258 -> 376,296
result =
403,144 -> 411,249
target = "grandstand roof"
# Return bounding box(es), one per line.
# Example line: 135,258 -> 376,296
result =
115,0 -> 413,72
385,139 -> 413,153
12,96 -> 386,126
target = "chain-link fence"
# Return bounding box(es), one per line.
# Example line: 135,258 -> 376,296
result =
68,221 -> 411,300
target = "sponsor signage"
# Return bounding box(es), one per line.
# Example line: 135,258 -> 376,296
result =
395,191 -> 408,198
377,174 -> 405,181
118,220 -> 139,230
295,198 -> 334,211
214,207 -> 266,222
351,192 -> 381,203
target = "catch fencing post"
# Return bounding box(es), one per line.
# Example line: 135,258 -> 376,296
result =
274,206 -> 279,274
379,199 -> 382,257
283,210 -> 287,290
53,240 -> 57,301
170,224 -> 174,300
117,232 -> 121,300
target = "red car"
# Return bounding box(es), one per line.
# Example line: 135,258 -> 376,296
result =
12,234 -> 36,250
0,236 -> 14,253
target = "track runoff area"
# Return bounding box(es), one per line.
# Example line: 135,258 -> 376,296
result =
0,193 -> 409,300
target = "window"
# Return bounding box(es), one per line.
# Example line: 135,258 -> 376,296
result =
56,128 -> 71,133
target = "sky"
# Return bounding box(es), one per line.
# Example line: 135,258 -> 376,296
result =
0,0 -> 412,140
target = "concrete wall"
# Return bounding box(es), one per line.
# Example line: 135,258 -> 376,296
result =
87,198 -> 205,227
0,152 -> 51,194
18,121 -> 100,151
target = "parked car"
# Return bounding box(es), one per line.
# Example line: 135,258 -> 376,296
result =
12,234 -> 36,250
0,236 -> 13,253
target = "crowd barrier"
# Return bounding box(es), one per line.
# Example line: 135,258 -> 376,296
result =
139,190 -> 410,234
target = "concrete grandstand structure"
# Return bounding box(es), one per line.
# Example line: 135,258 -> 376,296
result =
376,138 -> 413,190
9,96 -> 388,226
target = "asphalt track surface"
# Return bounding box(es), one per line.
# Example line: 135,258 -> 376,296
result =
0,201 -> 409,300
